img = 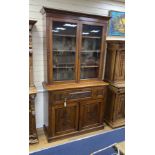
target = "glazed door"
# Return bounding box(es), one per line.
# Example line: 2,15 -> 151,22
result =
51,19 -> 78,82
52,101 -> 79,136
79,99 -> 104,130
79,23 -> 105,80
114,50 -> 125,82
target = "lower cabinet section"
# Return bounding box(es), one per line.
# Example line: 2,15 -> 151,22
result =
104,84 -> 125,128
44,85 -> 107,142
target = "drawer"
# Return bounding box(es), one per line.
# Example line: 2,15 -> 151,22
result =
52,91 -> 68,101
92,87 -> 106,99
68,90 -> 92,100
52,88 -> 92,102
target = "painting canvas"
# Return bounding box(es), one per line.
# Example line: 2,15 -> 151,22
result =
108,11 -> 125,36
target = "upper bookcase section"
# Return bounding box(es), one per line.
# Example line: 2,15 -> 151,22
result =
41,7 -> 110,84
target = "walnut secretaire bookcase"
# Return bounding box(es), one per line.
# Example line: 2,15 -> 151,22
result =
41,7 -> 110,142
29,20 -> 38,144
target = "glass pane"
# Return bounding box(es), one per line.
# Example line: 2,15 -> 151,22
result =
52,21 -> 77,81
80,25 -> 102,79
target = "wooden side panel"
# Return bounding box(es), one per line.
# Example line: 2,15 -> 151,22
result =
113,93 -> 125,121
104,49 -> 116,82
79,99 -> 104,130
104,87 -> 116,121
114,50 -> 125,82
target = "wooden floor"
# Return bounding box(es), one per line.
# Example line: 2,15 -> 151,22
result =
29,124 -> 125,154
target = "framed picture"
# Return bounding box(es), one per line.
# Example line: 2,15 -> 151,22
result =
108,11 -> 125,36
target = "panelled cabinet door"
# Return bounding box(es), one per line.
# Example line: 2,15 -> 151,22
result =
113,94 -> 125,121
114,50 -> 125,82
79,99 -> 104,130
52,101 -> 79,136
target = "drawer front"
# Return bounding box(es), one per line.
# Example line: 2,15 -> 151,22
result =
53,91 -> 68,101
51,86 -> 107,103
52,88 -> 92,102
69,90 -> 92,100
92,87 -> 106,99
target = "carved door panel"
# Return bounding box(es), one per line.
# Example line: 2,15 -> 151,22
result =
113,93 -> 125,121
114,50 -> 125,82
52,101 -> 79,136
79,99 -> 104,130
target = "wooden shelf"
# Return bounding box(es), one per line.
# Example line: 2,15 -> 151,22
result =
54,65 -> 99,69
81,50 -> 100,53
54,63 -> 74,65
81,65 -> 99,68
53,34 -> 76,37
53,63 -> 75,69
54,67 -> 74,69
82,36 -> 101,39
53,50 -> 75,52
